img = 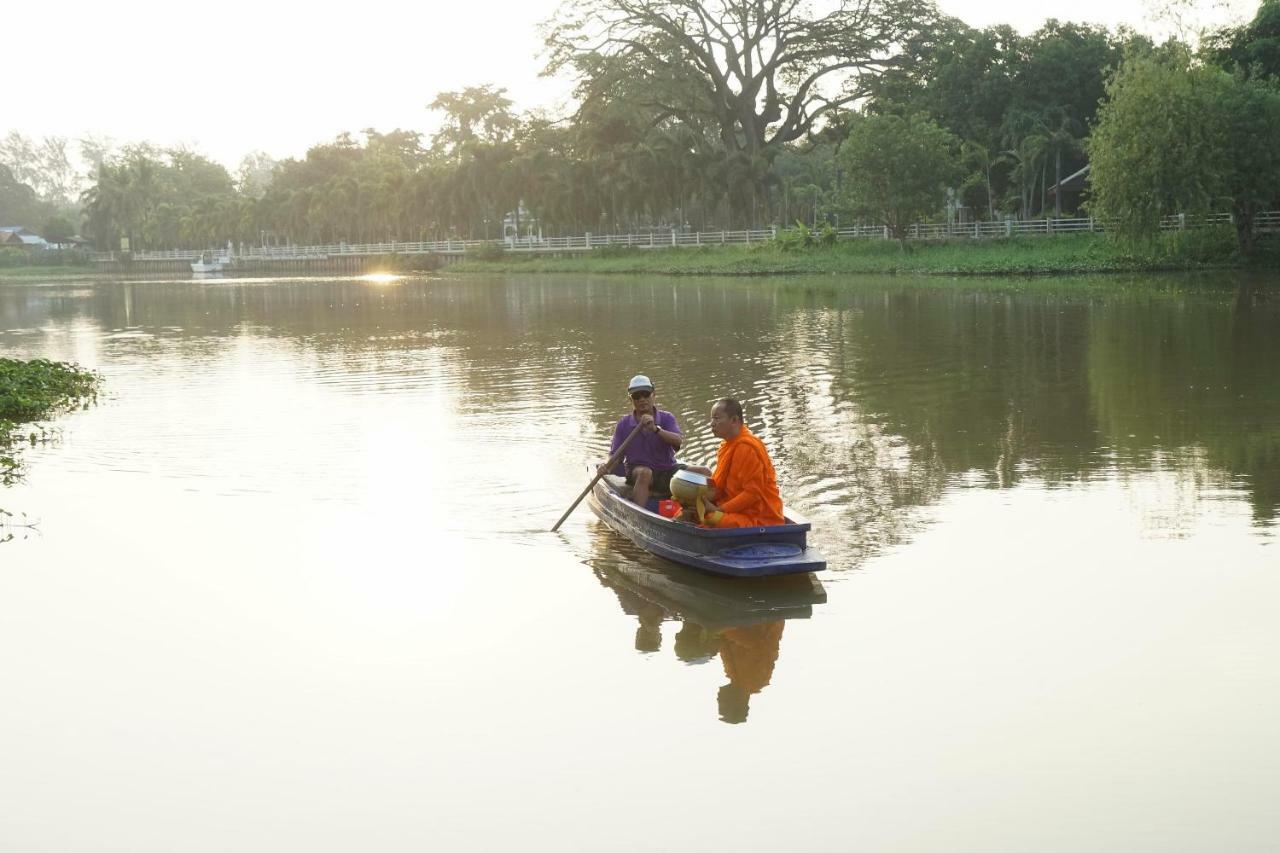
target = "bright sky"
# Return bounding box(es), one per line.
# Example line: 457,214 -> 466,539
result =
2,0 -> 1255,172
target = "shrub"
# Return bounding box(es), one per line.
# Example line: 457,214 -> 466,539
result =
593,243 -> 642,257
0,248 -> 91,268
468,242 -> 507,261
773,222 -> 815,252
772,221 -> 838,251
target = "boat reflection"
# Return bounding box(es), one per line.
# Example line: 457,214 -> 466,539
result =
586,526 -> 826,724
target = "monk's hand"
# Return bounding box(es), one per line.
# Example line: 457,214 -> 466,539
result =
702,498 -> 722,513
639,413 -> 657,431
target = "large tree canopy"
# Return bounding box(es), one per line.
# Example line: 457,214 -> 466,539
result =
1205,0 -> 1280,80
545,0 -> 938,162
1087,48 -> 1280,254
839,113 -> 961,240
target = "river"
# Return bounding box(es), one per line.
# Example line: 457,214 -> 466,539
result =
1,272 -> 1276,851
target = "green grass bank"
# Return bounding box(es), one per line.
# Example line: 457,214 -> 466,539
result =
449,229 -> 1279,277
0,265 -> 98,282
0,248 -> 95,282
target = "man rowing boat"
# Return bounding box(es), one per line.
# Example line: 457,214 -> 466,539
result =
599,374 -> 683,508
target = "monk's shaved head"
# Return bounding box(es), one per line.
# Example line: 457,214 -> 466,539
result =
714,398 -> 743,422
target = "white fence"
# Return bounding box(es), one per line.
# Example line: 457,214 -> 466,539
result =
90,210 -> 1280,263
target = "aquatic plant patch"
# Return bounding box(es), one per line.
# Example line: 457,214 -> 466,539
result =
0,358 -> 101,485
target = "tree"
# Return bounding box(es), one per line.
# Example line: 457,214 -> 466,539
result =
79,146 -> 240,250
545,0 -> 938,221
428,86 -> 518,156
838,113 -> 960,241
236,151 -> 278,199
42,215 -> 75,243
1087,49 -> 1280,254
960,140 -> 997,220
1205,0 -> 1280,80
0,163 -> 43,228
0,133 -> 80,206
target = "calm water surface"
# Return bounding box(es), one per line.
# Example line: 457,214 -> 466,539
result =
1,272 -> 1277,851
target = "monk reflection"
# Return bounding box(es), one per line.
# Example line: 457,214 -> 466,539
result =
674,618 -> 786,724
590,529 -> 816,723
714,621 -> 785,724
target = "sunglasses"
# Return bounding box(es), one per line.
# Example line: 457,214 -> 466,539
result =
630,390 -> 652,400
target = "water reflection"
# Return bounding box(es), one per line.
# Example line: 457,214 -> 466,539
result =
1,273 -> 1277,551
1,274 -> 1276,850
587,527 -> 825,724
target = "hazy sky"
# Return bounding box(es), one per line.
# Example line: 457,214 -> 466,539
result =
3,0 -> 1253,171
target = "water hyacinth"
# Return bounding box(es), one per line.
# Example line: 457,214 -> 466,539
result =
0,358 -> 101,486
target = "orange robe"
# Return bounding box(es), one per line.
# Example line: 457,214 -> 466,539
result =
709,424 -> 785,528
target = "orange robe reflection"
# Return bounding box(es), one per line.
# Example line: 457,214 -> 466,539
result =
720,622 -> 785,693
708,424 -> 785,528
717,621 -> 785,724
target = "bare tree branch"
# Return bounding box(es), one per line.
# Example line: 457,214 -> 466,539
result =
546,0 -> 936,161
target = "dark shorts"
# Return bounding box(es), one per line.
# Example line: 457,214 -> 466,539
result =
626,465 -> 679,496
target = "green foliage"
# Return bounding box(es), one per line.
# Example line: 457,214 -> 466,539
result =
870,19 -> 1140,219
0,358 -> 100,486
0,248 -> 89,268
839,115 -> 962,240
453,231 -> 1262,277
544,0 -> 936,223
1205,0 -> 1280,79
0,162 -> 49,230
772,222 -> 838,252
42,214 -> 75,243
467,241 -> 507,261
80,145 -> 243,251
1087,50 -> 1280,254
773,223 -> 814,252
59,11 -> 1273,251
592,243 -> 641,258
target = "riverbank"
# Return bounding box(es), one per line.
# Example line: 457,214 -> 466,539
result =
449,229 -> 1279,277
0,265 -> 98,282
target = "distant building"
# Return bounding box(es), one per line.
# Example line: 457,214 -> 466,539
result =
1047,165 -> 1090,216
502,201 -> 541,245
0,226 -> 49,249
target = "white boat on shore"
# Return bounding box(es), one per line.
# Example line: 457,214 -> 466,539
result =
191,252 -> 232,273
192,243 -> 235,273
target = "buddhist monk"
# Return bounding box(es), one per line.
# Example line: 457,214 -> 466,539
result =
686,397 -> 785,528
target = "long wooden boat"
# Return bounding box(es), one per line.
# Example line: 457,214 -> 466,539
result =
588,472 -> 826,578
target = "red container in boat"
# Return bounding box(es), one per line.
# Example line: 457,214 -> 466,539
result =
657,499 -> 681,519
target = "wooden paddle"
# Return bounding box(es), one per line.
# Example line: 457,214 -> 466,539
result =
551,418 -> 648,532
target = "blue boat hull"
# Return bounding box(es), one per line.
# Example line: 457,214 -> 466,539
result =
588,475 -> 826,578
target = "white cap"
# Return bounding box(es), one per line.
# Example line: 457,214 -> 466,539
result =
627,374 -> 654,392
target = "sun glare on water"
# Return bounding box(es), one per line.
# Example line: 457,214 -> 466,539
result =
359,272 -> 403,284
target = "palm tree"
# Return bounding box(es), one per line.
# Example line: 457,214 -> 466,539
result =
1042,111 -> 1083,218
962,141 -> 998,221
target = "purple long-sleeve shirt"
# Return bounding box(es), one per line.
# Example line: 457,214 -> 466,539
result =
609,410 -> 681,475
